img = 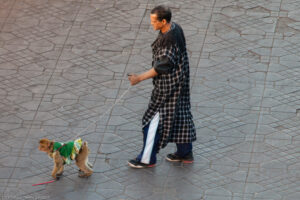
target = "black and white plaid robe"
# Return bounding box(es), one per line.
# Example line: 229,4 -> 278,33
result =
142,22 -> 196,150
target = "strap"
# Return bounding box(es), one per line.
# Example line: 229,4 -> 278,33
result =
55,143 -> 66,153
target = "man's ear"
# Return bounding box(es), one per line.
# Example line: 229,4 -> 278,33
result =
162,19 -> 167,25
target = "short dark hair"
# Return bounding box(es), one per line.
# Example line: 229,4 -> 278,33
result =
151,5 -> 172,23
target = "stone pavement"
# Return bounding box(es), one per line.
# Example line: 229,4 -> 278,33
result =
0,0 -> 300,199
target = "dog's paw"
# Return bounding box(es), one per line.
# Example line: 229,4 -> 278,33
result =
78,174 -> 86,178
56,172 -> 63,176
56,173 -> 63,180
78,170 -> 84,175
78,173 -> 92,178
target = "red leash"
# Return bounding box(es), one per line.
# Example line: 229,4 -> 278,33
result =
32,180 -> 55,186
32,144 -> 65,186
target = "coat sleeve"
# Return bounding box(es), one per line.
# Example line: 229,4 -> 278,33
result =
153,46 -> 176,75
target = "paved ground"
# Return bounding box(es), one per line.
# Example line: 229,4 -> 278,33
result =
0,0 -> 300,199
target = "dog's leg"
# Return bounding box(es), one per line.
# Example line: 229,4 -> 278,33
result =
78,161 -> 92,175
51,152 -> 64,179
75,142 -> 93,177
56,165 -> 64,176
87,161 -> 93,169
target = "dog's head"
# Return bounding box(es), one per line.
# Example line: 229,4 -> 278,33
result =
39,138 -> 53,153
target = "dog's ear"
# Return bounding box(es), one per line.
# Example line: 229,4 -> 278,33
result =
39,138 -> 49,145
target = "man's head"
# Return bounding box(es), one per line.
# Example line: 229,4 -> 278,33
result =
150,5 -> 172,31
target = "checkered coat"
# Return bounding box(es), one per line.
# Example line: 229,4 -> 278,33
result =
142,23 -> 196,150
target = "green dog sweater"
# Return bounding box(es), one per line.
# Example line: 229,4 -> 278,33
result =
53,138 -> 82,164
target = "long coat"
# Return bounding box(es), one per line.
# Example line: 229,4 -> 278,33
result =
142,22 -> 196,150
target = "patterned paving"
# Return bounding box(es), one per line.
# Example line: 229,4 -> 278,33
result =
0,0 -> 300,199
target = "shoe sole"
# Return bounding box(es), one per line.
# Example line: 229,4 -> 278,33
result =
182,160 -> 193,164
128,161 -> 155,169
165,157 -> 194,163
165,157 -> 181,162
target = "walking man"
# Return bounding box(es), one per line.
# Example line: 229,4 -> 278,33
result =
128,5 -> 196,168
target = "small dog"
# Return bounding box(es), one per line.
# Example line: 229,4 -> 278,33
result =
39,138 -> 93,179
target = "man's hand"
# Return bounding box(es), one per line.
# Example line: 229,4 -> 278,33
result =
128,68 -> 158,86
128,74 -> 141,86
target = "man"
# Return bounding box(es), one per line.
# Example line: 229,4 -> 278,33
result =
128,5 -> 196,168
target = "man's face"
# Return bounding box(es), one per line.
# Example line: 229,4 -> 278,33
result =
150,14 -> 165,31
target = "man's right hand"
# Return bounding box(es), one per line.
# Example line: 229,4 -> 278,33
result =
128,74 -> 141,86
128,68 -> 158,86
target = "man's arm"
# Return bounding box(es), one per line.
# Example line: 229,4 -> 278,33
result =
128,67 -> 158,86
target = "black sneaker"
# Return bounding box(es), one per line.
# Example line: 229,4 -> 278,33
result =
128,159 -> 156,169
165,152 -> 194,163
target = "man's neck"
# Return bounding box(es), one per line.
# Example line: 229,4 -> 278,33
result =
161,23 -> 171,34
